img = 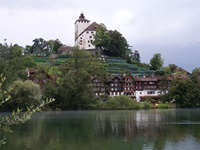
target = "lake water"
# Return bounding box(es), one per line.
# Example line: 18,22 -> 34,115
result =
2,109 -> 200,150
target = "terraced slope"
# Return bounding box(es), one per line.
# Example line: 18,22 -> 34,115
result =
32,54 -> 154,77
103,57 -> 154,77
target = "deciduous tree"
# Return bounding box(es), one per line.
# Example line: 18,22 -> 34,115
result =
58,47 -> 107,110
150,53 -> 164,70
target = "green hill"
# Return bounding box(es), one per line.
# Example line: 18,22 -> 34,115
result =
31,53 -> 154,77
103,57 -> 154,77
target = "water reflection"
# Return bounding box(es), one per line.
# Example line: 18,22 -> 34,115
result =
2,109 -> 200,150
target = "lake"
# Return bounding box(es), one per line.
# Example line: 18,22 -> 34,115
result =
2,109 -> 200,150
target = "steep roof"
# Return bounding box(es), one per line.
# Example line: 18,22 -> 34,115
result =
76,22 -> 98,40
85,22 -> 98,31
106,76 -> 124,82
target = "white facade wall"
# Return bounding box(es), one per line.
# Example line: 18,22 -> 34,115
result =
75,30 -> 96,50
75,21 -> 90,40
135,90 -> 163,102
109,92 -> 124,97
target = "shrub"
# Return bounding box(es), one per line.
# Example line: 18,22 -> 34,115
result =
98,95 -> 140,109
6,80 -> 42,111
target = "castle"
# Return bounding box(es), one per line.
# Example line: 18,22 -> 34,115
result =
74,13 -> 101,56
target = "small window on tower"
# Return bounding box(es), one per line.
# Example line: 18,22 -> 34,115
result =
89,36 -> 92,38
88,45 -> 90,47
86,31 -> 89,34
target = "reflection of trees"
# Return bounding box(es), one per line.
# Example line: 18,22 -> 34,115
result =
2,110 -> 200,150
93,110 -> 200,149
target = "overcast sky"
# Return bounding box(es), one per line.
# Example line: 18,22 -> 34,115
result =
1,0 -> 200,72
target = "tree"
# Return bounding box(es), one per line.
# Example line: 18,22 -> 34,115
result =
169,64 -> 177,73
30,38 -> 50,53
47,39 -> 63,53
129,50 -> 141,64
93,24 -> 130,59
150,53 -> 164,70
58,47 -> 107,110
191,68 -> 200,89
164,78 -> 200,107
0,43 -> 37,88
0,75 -> 55,146
4,80 -> 42,111
93,24 -> 111,51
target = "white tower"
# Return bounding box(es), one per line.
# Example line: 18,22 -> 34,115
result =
74,13 -> 90,43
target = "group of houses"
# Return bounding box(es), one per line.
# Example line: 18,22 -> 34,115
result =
92,75 -> 175,102
26,68 -> 176,102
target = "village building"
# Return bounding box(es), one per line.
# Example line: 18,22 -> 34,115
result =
92,77 -> 106,97
123,75 -> 135,98
106,76 -> 124,97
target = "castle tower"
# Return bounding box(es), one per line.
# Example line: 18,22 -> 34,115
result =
74,13 -> 90,42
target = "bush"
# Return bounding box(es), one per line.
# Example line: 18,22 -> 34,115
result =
98,95 -> 140,109
5,80 -> 42,111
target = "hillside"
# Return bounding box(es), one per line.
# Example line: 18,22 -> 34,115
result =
31,52 -> 154,77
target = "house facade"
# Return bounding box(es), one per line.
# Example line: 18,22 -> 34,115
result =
106,76 -> 124,97
92,75 -> 173,102
134,76 -> 162,102
123,75 -> 135,98
92,77 -> 106,97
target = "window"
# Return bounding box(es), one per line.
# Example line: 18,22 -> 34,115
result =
115,83 -> 118,86
91,31 -> 93,34
147,91 -> 155,94
86,31 -> 89,34
111,83 -> 114,86
88,45 -> 90,47
93,79 -> 98,83
89,36 -> 92,38
101,88 -> 105,92
114,79 -> 118,82
149,82 -> 155,84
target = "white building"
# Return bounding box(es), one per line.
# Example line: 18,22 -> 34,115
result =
74,13 -> 101,56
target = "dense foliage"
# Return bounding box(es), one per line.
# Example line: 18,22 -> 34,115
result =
150,53 -> 164,70
161,78 -> 200,107
42,47 -> 107,110
93,24 -> 130,60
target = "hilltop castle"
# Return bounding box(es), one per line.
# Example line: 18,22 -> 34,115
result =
74,13 -> 101,56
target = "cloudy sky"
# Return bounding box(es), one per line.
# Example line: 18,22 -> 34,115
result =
1,0 -> 200,72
